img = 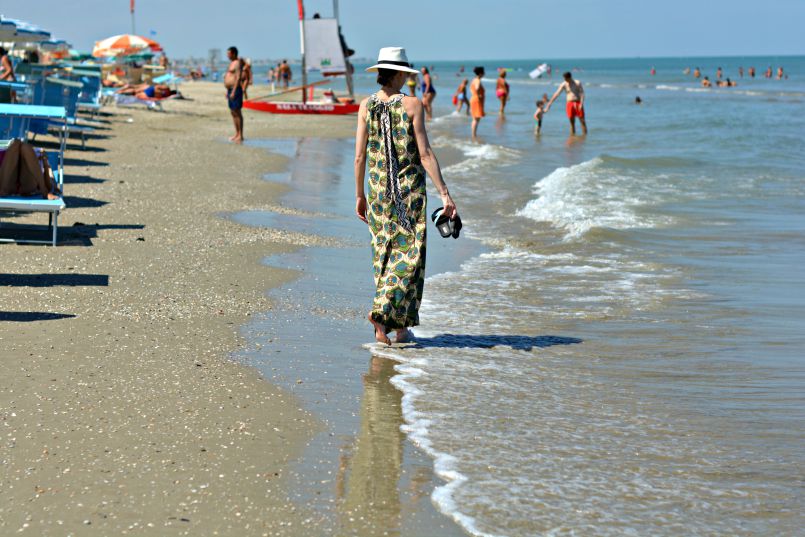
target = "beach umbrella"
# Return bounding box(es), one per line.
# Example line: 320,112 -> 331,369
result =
67,49 -> 94,61
92,34 -> 162,57
0,17 -> 51,43
40,39 -> 71,52
0,18 -> 17,40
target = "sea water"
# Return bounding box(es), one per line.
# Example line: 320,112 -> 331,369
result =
245,56 -> 805,536
356,56 -> 805,536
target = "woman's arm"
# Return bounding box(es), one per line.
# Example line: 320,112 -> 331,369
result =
409,98 -> 457,218
354,99 -> 370,223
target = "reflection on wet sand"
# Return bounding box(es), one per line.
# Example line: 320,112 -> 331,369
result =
335,357 -> 429,536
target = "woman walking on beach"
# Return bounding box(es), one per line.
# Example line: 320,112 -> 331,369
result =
470,66 -> 486,140
355,47 -> 458,345
420,66 -> 436,120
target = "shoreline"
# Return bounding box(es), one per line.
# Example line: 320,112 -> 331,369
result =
233,136 -> 487,536
0,82 -> 355,536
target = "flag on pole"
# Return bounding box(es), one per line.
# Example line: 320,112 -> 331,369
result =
130,0 -> 135,14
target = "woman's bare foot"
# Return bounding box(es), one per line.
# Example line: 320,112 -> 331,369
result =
395,329 -> 411,344
368,313 -> 390,345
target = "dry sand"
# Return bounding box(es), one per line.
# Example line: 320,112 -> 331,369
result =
0,82 -> 356,535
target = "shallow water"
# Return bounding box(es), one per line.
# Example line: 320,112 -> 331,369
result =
243,56 -> 805,536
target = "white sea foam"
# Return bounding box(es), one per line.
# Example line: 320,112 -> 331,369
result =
516,157 -> 673,239
434,136 -> 521,175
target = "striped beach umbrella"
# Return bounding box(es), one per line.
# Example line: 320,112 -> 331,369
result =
92,34 -> 162,57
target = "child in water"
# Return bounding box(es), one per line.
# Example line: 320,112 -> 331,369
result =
533,100 -> 545,134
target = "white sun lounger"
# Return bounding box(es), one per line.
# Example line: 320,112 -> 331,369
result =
0,103 -> 67,246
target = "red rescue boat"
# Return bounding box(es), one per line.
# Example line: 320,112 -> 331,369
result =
244,100 -> 359,115
244,0 -> 358,116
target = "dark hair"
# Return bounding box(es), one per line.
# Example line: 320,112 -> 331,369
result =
499,70 -> 507,78
563,71 -> 572,80
536,100 -> 543,106
473,66 -> 484,76
376,68 -> 398,86
421,66 -> 429,74
0,47 -> 6,56
228,46 -> 238,56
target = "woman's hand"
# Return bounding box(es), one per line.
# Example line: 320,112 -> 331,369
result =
356,196 -> 368,224
440,192 -> 457,219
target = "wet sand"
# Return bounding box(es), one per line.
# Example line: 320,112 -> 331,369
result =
0,82 -> 355,536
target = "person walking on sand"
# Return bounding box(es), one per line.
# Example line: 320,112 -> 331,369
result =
224,46 -> 244,143
420,66 -> 436,120
545,72 -> 587,135
470,66 -> 486,140
355,47 -> 458,345
496,69 -> 510,115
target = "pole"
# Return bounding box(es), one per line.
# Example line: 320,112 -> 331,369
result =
130,0 -> 136,34
298,0 -> 307,103
334,0 -> 354,98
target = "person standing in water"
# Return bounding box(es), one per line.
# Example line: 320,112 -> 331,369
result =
355,47 -> 458,345
224,46 -> 244,143
420,66 -> 436,120
545,71 -> 587,135
469,66 -> 486,140
406,70 -> 418,97
453,78 -> 469,115
496,69 -> 510,115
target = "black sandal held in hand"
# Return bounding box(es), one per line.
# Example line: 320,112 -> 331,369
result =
431,207 -> 462,239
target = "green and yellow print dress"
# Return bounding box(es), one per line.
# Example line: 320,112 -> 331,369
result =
365,93 -> 427,330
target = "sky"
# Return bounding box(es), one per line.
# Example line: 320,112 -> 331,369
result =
3,0 -> 804,61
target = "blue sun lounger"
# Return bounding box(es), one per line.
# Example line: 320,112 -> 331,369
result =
0,104 -> 67,246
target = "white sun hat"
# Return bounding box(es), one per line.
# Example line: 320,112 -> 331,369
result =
365,46 -> 419,74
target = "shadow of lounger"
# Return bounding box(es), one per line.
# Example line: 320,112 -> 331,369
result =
0,273 -> 109,287
0,311 -> 76,322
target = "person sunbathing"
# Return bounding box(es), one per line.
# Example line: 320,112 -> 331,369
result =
116,83 -> 173,98
0,140 -> 60,200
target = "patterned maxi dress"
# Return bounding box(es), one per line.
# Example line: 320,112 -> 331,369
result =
365,93 -> 427,330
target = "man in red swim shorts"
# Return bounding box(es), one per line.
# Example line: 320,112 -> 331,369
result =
545,72 -> 588,135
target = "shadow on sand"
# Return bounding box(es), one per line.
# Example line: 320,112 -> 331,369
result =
0,273 -> 109,287
409,334 -> 582,351
0,311 -> 76,322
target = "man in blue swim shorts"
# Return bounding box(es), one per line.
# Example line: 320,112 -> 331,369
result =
225,46 -> 244,143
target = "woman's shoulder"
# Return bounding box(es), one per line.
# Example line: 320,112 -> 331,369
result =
400,95 -> 422,115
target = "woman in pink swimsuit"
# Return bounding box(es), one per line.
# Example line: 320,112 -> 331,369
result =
496,70 -> 509,116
